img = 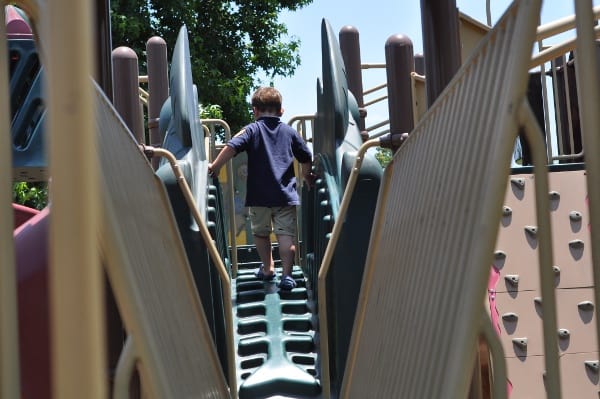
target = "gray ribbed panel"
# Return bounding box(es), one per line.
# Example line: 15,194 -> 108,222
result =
341,1 -> 541,398
96,85 -> 230,398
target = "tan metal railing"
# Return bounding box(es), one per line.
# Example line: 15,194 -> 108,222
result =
203,118 -> 238,276
574,0 -> 600,363
288,114 -> 315,142
143,145 -> 237,397
360,66 -> 390,136
527,6 -> 600,163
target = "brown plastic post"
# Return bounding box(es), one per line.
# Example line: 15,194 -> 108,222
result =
385,34 -> 414,137
146,37 -> 169,169
94,0 -> 113,100
414,53 -> 425,75
339,26 -> 366,135
420,0 -> 461,107
112,47 -> 144,143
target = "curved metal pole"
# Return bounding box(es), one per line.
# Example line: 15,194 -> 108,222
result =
574,0 -> 600,374
479,311 -> 507,399
0,4 -> 21,398
203,119 -> 238,277
113,335 -> 137,399
519,101 -> 561,398
146,146 -> 237,398
287,114 -> 316,142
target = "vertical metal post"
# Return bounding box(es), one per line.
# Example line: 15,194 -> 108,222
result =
46,0 -> 106,397
146,36 -> 169,170
420,0 -> 461,107
574,0 -> 600,366
94,0 -> 113,100
385,34 -> 414,139
112,46 -> 144,143
339,26 -> 366,136
0,4 -> 21,398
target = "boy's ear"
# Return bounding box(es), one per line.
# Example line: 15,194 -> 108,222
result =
278,107 -> 284,117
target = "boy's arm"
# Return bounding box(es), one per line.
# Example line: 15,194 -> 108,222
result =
300,161 -> 316,189
208,145 -> 236,178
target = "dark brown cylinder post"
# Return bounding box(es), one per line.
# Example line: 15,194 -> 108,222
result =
146,37 -> 169,169
94,0 -> 113,100
339,25 -> 366,136
385,34 -> 414,140
112,46 -> 144,143
420,0 -> 461,107
414,53 -> 425,76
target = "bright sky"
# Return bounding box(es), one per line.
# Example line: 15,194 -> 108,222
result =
267,0 -> 598,131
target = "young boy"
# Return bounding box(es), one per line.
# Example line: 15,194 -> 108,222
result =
208,87 -> 314,290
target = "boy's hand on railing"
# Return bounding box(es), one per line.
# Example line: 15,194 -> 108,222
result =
303,171 -> 317,190
208,163 -> 218,178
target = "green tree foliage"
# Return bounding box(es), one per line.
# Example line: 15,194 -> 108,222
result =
13,182 -> 48,210
374,147 -> 393,168
110,0 -> 312,132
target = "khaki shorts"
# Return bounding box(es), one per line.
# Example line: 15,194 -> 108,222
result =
249,206 -> 297,237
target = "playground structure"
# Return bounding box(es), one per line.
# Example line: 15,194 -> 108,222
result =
3,0 -> 600,398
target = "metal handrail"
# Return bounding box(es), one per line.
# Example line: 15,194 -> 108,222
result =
112,336 -> 136,399
479,311 -> 507,399
362,82 -> 386,96
361,63 -> 385,69
530,24 -> 600,68
363,94 -> 387,108
519,101 -> 561,397
138,87 -> 149,107
574,0 -> 600,364
145,145 -> 238,398
202,118 -> 238,276
288,114 -> 315,142
536,5 -> 600,41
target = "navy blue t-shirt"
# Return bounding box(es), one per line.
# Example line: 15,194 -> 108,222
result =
227,116 -> 312,207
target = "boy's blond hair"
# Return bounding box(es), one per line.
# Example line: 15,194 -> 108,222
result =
251,87 -> 282,114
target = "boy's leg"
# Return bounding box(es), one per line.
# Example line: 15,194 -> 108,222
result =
254,234 -> 274,275
272,206 -> 298,278
250,207 -> 275,276
276,233 -> 295,278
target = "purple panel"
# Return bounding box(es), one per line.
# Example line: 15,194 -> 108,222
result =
15,207 -> 51,399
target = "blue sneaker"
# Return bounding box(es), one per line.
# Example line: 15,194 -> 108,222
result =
279,275 -> 297,291
254,265 -> 276,281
